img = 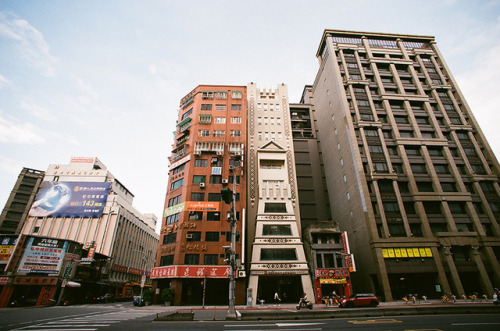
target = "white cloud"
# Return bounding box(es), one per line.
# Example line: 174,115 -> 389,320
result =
0,113 -> 46,144
0,73 -> 10,88
0,11 -> 57,76
0,155 -> 23,176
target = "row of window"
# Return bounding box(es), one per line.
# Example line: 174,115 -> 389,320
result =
198,130 -> 241,137
201,91 -> 243,100
199,115 -> 242,124
200,104 -> 242,111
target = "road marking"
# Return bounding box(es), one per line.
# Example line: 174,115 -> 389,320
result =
276,323 -> 325,327
452,323 -> 500,326
349,318 -> 402,324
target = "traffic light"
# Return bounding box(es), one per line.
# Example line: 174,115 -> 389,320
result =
221,189 -> 232,204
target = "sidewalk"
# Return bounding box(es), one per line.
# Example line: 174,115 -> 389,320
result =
151,299 -> 499,321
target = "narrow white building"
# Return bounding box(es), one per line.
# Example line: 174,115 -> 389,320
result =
246,84 -> 314,305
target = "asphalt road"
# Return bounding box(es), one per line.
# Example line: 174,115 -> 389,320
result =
1,302 -> 500,331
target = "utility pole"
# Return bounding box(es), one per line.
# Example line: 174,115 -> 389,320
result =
223,155 -> 241,320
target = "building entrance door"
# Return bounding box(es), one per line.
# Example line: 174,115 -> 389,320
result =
257,275 -> 303,304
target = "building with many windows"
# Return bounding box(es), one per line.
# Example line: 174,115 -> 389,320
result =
0,168 -> 45,235
306,29 -> 500,301
152,86 -> 247,306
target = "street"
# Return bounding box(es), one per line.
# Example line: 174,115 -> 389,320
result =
1,302 -> 500,331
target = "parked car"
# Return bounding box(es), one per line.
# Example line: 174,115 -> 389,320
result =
339,293 -> 379,308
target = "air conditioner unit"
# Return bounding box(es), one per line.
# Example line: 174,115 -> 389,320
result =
200,182 -> 205,188
222,179 -> 229,184
186,234 -> 193,239
238,270 -> 246,278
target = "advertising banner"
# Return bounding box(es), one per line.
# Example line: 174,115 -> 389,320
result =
17,237 -> 68,275
151,265 -> 230,279
185,201 -> 220,212
28,181 -> 111,218
0,237 -> 17,262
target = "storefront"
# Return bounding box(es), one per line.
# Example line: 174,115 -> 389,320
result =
314,268 -> 352,303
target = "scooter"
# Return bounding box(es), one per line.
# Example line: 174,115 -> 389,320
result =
296,298 -> 313,310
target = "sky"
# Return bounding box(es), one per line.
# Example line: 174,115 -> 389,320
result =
1,0 -> 500,233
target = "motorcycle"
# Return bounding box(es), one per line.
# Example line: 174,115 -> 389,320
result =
493,293 -> 499,305
296,298 -> 313,310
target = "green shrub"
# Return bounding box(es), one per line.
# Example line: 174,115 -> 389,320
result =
161,288 -> 174,303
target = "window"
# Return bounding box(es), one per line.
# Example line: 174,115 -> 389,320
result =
209,175 -> 222,184
168,195 -> 182,207
398,181 -> 410,193
357,100 -> 370,107
365,129 -> 378,137
448,202 -> 467,214
434,164 -> 450,174
231,117 -> 242,124
201,104 -> 212,110
378,180 -> 394,193
160,255 -> 174,266
430,223 -> 448,233
369,145 -> 384,154
411,164 -> 427,174
190,192 -> 205,201
213,130 -> 225,137
166,213 -> 180,225
162,233 -> 176,245
207,212 -> 220,221
360,113 -> 375,121
260,249 -> 297,261
215,91 -> 227,99
387,146 -> 398,155
202,91 -> 214,99
262,225 -> 292,236
204,254 -> 219,265
184,254 -> 200,265
199,114 -> 212,124
463,148 -> 477,156
205,232 -> 220,242
441,182 -> 458,192
181,108 -> 193,120
423,202 -> 442,214
479,182 -> 496,193
403,202 -> 416,214
260,160 -> 284,169
392,163 -> 404,174
188,211 -> 202,221
214,117 -> 226,124
405,147 -> 421,156
422,132 -> 435,139
400,131 -> 414,138
231,104 -> 242,111
388,224 -> 406,237
264,203 -> 287,213
471,164 -> 487,175
383,202 -> 400,213
417,182 -> 434,192
192,175 -> 206,184
373,162 -> 389,173
208,193 -> 221,201
231,91 -> 242,99
186,231 -> 202,242
171,164 -> 185,175
215,104 -> 227,111
428,148 -> 443,156
230,130 -> 241,137
416,117 -> 430,125
170,178 -> 184,191
395,116 -> 409,124
195,159 -> 207,167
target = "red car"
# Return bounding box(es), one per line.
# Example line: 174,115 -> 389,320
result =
339,293 -> 379,308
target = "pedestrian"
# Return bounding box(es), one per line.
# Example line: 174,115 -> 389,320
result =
274,291 -> 281,305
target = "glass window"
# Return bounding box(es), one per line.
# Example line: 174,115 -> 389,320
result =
208,193 -> 221,201
441,182 -> 458,192
195,159 -> 207,167
260,249 -> 297,261
417,182 -> 434,192
193,175 -> 206,184
190,192 -> 205,201
160,255 -> 174,266
434,164 -> 450,174
162,233 -> 177,245
231,104 -> 242,111
205,232 -> 220,242
188,211 -> 202,221
204,254 -> 219,265
170,178 -> 184,191
411,164 -> 427,174
264,203 -> 287,213
201,104 -> 212,110
423,202 -> 442,214
207,212 -> 220,221
184,254 -> 200,265
186,231 -> 202,241
209,175 -> 222,184
448,202 -> 467,214
373,162 -> 389,173
262,225 -> 292,236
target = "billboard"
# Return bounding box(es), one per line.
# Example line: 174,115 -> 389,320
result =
17,237 -> 68,275
0,236 -> 17,262
29,181 -> 111,218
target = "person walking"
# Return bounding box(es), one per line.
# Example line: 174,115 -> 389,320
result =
274,291 -> 281,306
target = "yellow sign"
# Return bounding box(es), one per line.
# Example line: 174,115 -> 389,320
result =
382,247 -> 433,259
319,278 -> 346,284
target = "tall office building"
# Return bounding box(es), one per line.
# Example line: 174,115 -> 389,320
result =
246,83 -> 314,305
307,29 -> 500,301
0,168 -> 44,234
153,86 -> 247,305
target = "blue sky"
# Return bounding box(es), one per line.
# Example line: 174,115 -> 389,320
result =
1,1 -> 500,233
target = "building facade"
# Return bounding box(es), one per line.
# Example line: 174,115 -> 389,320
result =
152,86 -> 247,306
245,83 -> 314,305
18,157 -> 159,302
0,168 -> 45,235
307,29 -> 500,301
